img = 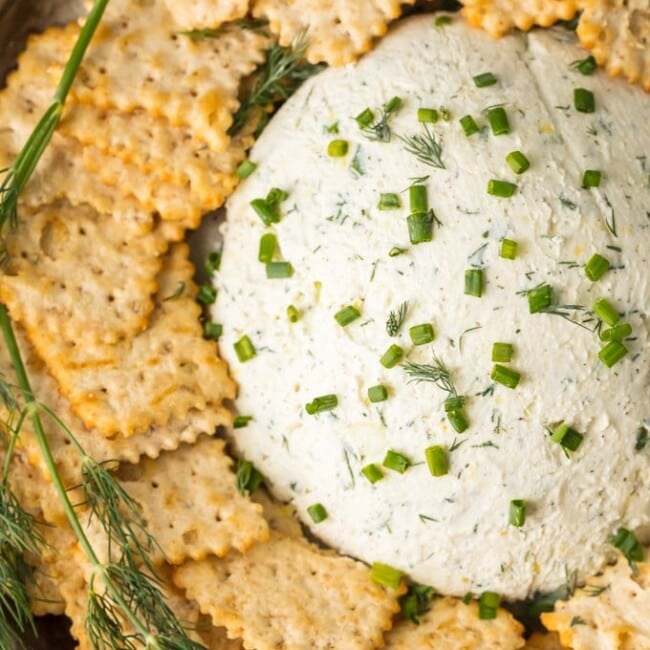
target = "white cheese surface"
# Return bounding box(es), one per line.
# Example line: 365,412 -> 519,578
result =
212,16 -> 650,599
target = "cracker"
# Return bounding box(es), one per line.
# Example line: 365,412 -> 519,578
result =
162,0 -> 250,30
385,596 -> 525,649
18,244 -> 235,438
577,0 -> 650,91
541,555 -> 650,650
173,533 -> 402,650
252,490 -> 304,540
251,0 -> 416,65
524,632 -> 566,650
72,0 -> 269,151
460,0 -> 580,38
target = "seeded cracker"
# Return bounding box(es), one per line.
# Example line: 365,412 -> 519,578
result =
161,0 -> 250,30
524,632 -> 566,650
251,0 -> 417,65
541,555 -> 650,650
577,0 -> 650,91
72,0 -> 269,151
384,596 -> 525,649
460,0 -> 580,38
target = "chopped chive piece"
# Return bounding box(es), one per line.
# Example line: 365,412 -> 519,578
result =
447,410 -> 469,434
266,261 -> 294,279
380,344 -> 404,369
258,232 -> 277,263
287,304 -> 301,322
585,253 -> 609,281
551,423 -> 584,452
236,458 -> 264,494
334,305 -> 361,326
574,87 -> 595,113
204,250 -> 222,276
197,284 -> 217,305
407,211 -> 434,244
599,340 -> 628,367
399,583 -> 437,624
250,199 -> 278,226
368,384 -> 389,403
582,169 -> 602,188
491,364 -> 520,389
611,527 -> 645,563
409,184 -> 428,213
236,159 -> 257,179
459,114 -> 479,136
326,121 -> 339,134
464,268 -> 484,298
444,396 -> 466,413
528,284 -> 553,313
506,151 -> 530,174
593,297 -> 620,326
434,15 -> 453,26
487,179 -> 517,198
355,107 -> 374,127
425,445 -> 449,477
473,72 -> 497,87
307,503 -> 328,523
418,107 -> 439,123
500,238 -> 518,260
600,323 -> 632,341
389,246 -> 406,257
204,321 -> 223,339
234,335 -> 256,363
479,591 -> 501,620
487,106 -> 510,135
509,499 -> 527,527
462,592 -> 473,605
327,139 -> 349,157
378,192 -> 401,210
233,415 -> 253,429
371,562 -> 404,589
409,323 -> 435,346
361,463 -> 384,484
572,55 -> 597,75
305,394 -> 338,415
492,342 -> 513,363
382,449 -> 411,473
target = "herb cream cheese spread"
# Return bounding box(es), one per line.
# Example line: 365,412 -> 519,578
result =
212,16 -> 650,599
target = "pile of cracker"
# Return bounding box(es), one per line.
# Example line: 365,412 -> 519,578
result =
0,1 -> 647,649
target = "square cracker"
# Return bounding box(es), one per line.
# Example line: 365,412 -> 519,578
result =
251,0 -> 416,65
17,243 -> 236,438
161,0 -> 250,31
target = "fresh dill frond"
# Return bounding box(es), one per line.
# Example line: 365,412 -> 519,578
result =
542,304 -> 600,332
179,18 -> 268,41
402,353 -> 457,397
399,124 -> 445,169
386,301 -> 408,337
359,96 -> 403,143
229,33 -> 324,136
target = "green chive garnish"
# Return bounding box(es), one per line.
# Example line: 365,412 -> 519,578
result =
361,463 -> 384,484
327,139 -> 349,157
528,284 -> 553,313
506,151 -> 530,174
418,107 -> 439,123
307,503 -> 328,523
407,212 -> 434,244
204,250 -> 222,276
447,410 -> 469,434
593,297 -> 620,326
434,15 -> 453,27
585,253 -> 609,281
236,159 -> 257,179
382,449 -> 410,473
250,187 -> 288,226
473,72 -> 497,87
197,284 -> 217,305
491,364 -> 520,389
574,87 -> 595,113
599,340 -> 628,367
380,344 -> 404,369
509,499 -> 527,527
492,342 -> 513,363
582,169 -> 601,188
409,184 -> 428,213
444,396 -> 466,413
478,591 -> 501,620
464,269 -> 484,298
487,106 -> 510,135
459,115 -> 479,136
204,322 -> 223,339
499,238 -> 518,260
572,55 -> 597,75
378,193 -> 401,210
355,107 -> 374,127
368,384 -> 389,403
409,323 -> 435,346
258,233 -> 277,263
551,422 -> 584,453
600,323 -> 632,341
371,562 -> 404,589
611,527 -> 645,563
233,415 -> 253,429
234,335 -> 256,363
334,305 -> 361,327
487,179 -> 517,198
388,246 -> 406,257
425,445 -> 449,477
287,304 -> 301,322
266,261 -> 293,279
305,394 -> 338,415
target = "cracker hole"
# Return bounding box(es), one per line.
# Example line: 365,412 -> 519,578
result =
182,530 -> 198,546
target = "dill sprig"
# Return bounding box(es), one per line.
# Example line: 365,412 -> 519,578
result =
360,96 -> 403,143
179,18 -> 268,42
402,353 -> 458,397
386,301 -> 408,337
229,33 -> 324,136
541,304 -> 601,333
399,124 -> 445,169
